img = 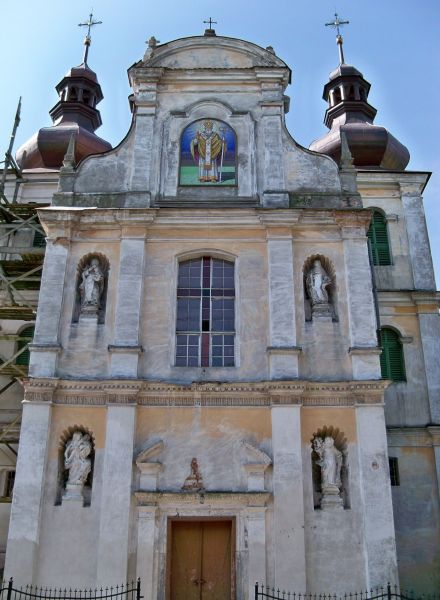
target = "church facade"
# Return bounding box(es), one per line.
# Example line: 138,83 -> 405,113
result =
1,27 -> 439,596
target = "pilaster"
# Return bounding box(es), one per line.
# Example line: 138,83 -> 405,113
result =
266,230 -> 299,379
96,404 -> 136,585
356,405 -> 398,587
271,405 -> 306,590
415,297 -> 440,423
338,214 -> 380,380
110,235 -> 146,377
136,506 -> 157,600
29,239 -> 69,377
401,187 -> 436,291
246,507 -> 266,600
4,401 -> 52,584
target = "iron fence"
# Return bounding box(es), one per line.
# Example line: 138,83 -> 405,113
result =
255,583 -> 440,600
0,580 -> 142,600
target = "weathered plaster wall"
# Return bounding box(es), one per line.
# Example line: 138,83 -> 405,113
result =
35,406 -> 106,587
379,310 -> 430,426
135,407 -> 272,491
388,443 -> 440,593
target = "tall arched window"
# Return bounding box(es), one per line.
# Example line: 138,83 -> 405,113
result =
367,210 -> 391,266
176,257 -> 235,367
380,327 -> 406,381
16,325 -> 35,366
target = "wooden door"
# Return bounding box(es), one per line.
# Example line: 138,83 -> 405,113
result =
170,520 -> 232,600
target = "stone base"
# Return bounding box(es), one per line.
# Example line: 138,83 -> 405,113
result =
312,304 -> 333,321
78,312 -> 99,325
320,485 -> 343,510
63,483 -> 84,504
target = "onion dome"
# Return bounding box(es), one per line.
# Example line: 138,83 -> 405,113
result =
16,24 -> 111,169
310,28 -> 409,170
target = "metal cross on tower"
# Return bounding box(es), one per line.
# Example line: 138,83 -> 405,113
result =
203,17 -> 217,30
78,11 -> 103,65
325,12 -> 349,65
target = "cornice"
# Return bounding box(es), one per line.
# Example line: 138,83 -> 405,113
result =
387,426 -> 439,447
356,171 -> 431,195
22,378 -> 389,408
135,491 -> 271,507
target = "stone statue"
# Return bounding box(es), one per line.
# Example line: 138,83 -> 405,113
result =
79,258 -> 104,315
313,436 -> 344,509
64,431 -> 92,501
306,259 -> 332,319
182,457 -> 204,491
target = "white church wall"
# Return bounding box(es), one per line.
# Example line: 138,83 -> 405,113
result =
33,405 -> 106,587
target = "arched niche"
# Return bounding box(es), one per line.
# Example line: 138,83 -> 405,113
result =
56,425 -> 95,506
178,119 -> 237,187
303,254 -> 338,322
72,253 -> 110,324
310,425 -> 350,509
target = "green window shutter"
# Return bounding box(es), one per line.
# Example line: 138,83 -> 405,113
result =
367,211 -> 391,266
380,328 -> 406,381
16,326 -> 35,366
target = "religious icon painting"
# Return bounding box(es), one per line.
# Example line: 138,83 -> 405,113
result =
179,119 -> 237,186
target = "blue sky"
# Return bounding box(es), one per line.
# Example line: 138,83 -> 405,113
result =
1,0 -> 439,283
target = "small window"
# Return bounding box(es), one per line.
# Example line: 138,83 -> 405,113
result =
16,325 -> 35,366
3,470 -> 15,498
33,229 -> 46,247
389,457 -> 400,486
367,211 -> 391,266
380,328 -> 406,382
176,257 -> 235,367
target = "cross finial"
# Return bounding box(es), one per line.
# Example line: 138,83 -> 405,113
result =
78,11 -> 103,65
325,12 -> 349,65
203,17 -> 217,30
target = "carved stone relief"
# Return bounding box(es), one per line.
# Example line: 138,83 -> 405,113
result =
182,458 -> 204,491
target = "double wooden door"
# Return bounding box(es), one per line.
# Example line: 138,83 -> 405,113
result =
170,520 -> 233,600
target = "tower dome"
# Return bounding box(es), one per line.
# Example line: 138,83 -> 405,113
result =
16,22 -> 111,170
309,26 -> 409,170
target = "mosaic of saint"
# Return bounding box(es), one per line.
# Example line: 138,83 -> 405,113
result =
179,119 -> 236,186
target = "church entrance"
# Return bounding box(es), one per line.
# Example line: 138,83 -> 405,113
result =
168,519 -> 234,600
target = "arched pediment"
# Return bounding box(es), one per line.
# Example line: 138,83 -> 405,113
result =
140,35 -> 290,74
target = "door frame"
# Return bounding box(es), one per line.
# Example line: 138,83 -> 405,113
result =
166,516 -> 236,600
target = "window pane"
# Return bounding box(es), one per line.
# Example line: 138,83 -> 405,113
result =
176,258 -> 235,367
176,298 -> 201,331
175,334 -> 200,366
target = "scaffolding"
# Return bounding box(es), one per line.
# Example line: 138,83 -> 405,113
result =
0,99 -> 48,452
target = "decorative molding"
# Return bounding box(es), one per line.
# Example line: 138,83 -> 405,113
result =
242,441 -> 272,492
136,440 -> 165,463
385,213 -> 399,222
266,346 -> 302,355
22,378 -> 388,407
135,491 -> 271,508
348,346 -> 382,356
108,344 -> 143,354
387,427 -> 438,448
28,343 -> 62,353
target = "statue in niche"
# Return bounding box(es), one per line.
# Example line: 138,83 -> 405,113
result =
306,259 -> 332,318
182,457 -> 204,491
64,431 -> 92,500
79,258 -> 104,316
313,436 -> 343,508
